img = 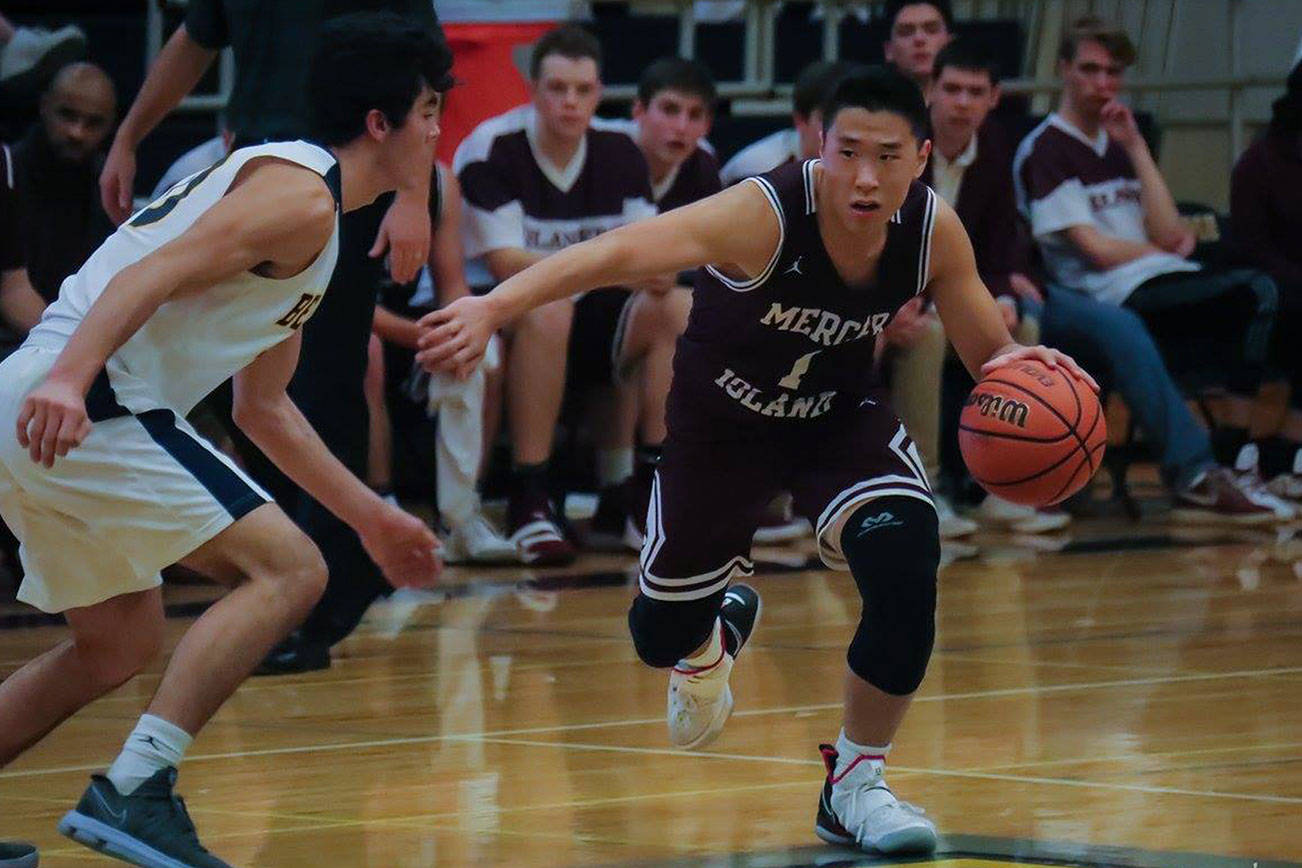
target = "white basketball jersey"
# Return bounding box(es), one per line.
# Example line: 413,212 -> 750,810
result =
27,140 -> 341,416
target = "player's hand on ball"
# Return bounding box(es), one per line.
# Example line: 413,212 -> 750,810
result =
416,296 -> 494,380
16,379 -> 92,468
982,344 -> 1099,394
362,505 -> 442,589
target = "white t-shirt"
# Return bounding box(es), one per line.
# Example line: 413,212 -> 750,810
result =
1013,113 -> 1197,305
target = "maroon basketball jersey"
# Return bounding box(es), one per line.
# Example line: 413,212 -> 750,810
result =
668,159 -> 937,438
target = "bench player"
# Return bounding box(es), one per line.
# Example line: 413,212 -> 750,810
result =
419,67 -> 1094,855
0,14 -> 447,867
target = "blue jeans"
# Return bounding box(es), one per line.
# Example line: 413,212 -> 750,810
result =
1029,287 -> 1215,490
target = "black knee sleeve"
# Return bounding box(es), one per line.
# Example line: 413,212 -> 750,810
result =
628,587 -> 725,668
841,496 -> 940,696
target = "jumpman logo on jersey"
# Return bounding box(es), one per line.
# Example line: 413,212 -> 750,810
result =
785,256 -> 804,276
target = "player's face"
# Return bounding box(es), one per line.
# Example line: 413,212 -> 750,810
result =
1060,40 -> 1125,117
819,107 -> 929,229
883,3 -> 952,84
40,83 -> 114,164
533,55 -> 602,144
384,85 -> 441,186
633,89 -> 711,170
928,67 -> 998,143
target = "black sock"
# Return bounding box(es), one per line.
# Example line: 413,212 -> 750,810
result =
1259,436 -> 1302,479
512,461 -> 549,493
1211,426 -> 1250,468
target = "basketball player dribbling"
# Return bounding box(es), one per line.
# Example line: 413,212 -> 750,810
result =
419,67 -> 1096,854
0,14 -> 447,868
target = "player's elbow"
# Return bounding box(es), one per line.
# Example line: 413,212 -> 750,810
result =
231,396 -> 280,441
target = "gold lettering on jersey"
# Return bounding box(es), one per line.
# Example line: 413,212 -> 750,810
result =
761,302 -> 891,347
276,293 -> 322,330
714,368 -> 835,419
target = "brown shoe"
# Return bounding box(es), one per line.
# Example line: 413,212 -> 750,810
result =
1171,467 -> 1276,525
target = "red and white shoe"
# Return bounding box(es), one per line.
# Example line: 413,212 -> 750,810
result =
507,490 -> 577,566
815,743 -> 937,854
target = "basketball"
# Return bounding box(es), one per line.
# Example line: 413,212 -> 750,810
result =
959,358 -> 1106,507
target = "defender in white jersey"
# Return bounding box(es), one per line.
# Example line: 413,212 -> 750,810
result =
0,15 -> 452,868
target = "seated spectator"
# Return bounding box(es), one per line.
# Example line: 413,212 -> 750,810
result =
454,25 -> 681,565
720,59 -> 856,185
150,116 -> 231,199
374,162 -> 515,563
881,39 -> 1067,536
881,0 -> 953,92
1230,60 -> 1302,500
1015,15 -> 1285,523
0,143 -> 42,358
0,14 -> 84,97
12,62 -> 115,302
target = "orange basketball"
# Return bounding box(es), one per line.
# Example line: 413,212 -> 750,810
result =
958,358 -> 1106,507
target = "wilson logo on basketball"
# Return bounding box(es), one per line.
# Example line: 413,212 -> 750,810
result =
965,392 -> 1030,428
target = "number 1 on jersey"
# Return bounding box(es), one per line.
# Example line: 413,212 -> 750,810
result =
779,351 -> 821,390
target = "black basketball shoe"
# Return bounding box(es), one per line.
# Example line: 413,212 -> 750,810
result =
0,841 -> 38,868
720,583 -> 762,658
59,768 -> 234,868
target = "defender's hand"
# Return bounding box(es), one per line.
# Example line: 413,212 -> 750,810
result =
371,192 -> 431,285
16,379 -> 92,468
100,142 -> 137,225
360,504 -> 442,589
415,296 -> 496,380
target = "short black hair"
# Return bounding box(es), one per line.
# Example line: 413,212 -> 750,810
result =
793,60 -> 863,120
932,38 -> 1001,86
530,24 -> 603,80
1058,15 -> 1137,67
821,65 -> 930,142
883,0 -> 955,33
1270,59 -> 1302,138
309,12 -> 453,146
637,57 -> 717,111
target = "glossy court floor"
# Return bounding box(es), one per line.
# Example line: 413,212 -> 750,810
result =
1,510 -> 1301,867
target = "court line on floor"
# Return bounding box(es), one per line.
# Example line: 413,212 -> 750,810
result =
4,663 -> 1300,781
454,735 -> 1302,807
971,740 -> 1302,773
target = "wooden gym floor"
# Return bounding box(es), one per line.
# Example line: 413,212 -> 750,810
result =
1,508 -> 1301,867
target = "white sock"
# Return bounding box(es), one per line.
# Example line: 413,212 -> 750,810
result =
106,714 -> 192,795
597,448 -> 634,487
833,728 -> 890,785
678,619 -> 724,671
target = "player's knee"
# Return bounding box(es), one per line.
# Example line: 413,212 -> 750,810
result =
76,623 -> 162,690
841,497 -> 939,695
286,546 -> 329,613
627,591 -> 720,668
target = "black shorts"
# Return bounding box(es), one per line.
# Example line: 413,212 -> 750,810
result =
567,288 -> 636,390
639,399 -> 935,602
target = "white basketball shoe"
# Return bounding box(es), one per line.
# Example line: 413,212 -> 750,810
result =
814,741 -> 938,854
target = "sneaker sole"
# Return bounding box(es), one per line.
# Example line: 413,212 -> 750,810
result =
1169,508 -> 1277,526
674,684 -> 734,751
0,843 -> 38,868
813,819 -> 938,854
59,811 -> 202,868
753,522 -> 810,544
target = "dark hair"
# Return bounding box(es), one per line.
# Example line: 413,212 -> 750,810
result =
309,12 -> 453,146
1058,15 -> 1137,67
882,0 -> 955,33
793,60 -> 863,119
1269,59 -> 1302,138
530,24 -> 603,80
821,65 -> 929,142
637,57 -> 717,110
932,38 -> 1001,86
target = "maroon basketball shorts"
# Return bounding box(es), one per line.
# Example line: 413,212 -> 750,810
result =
638,399 -> 936,602
567,287 -> 637,390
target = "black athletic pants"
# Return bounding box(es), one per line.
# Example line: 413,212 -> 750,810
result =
207,193 -> 393,647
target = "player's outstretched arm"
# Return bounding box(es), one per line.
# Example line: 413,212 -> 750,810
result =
928,202 -> 1097,390
232,333 -> 441,589
415,180 -> 778,378
16,162 -> 335,468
